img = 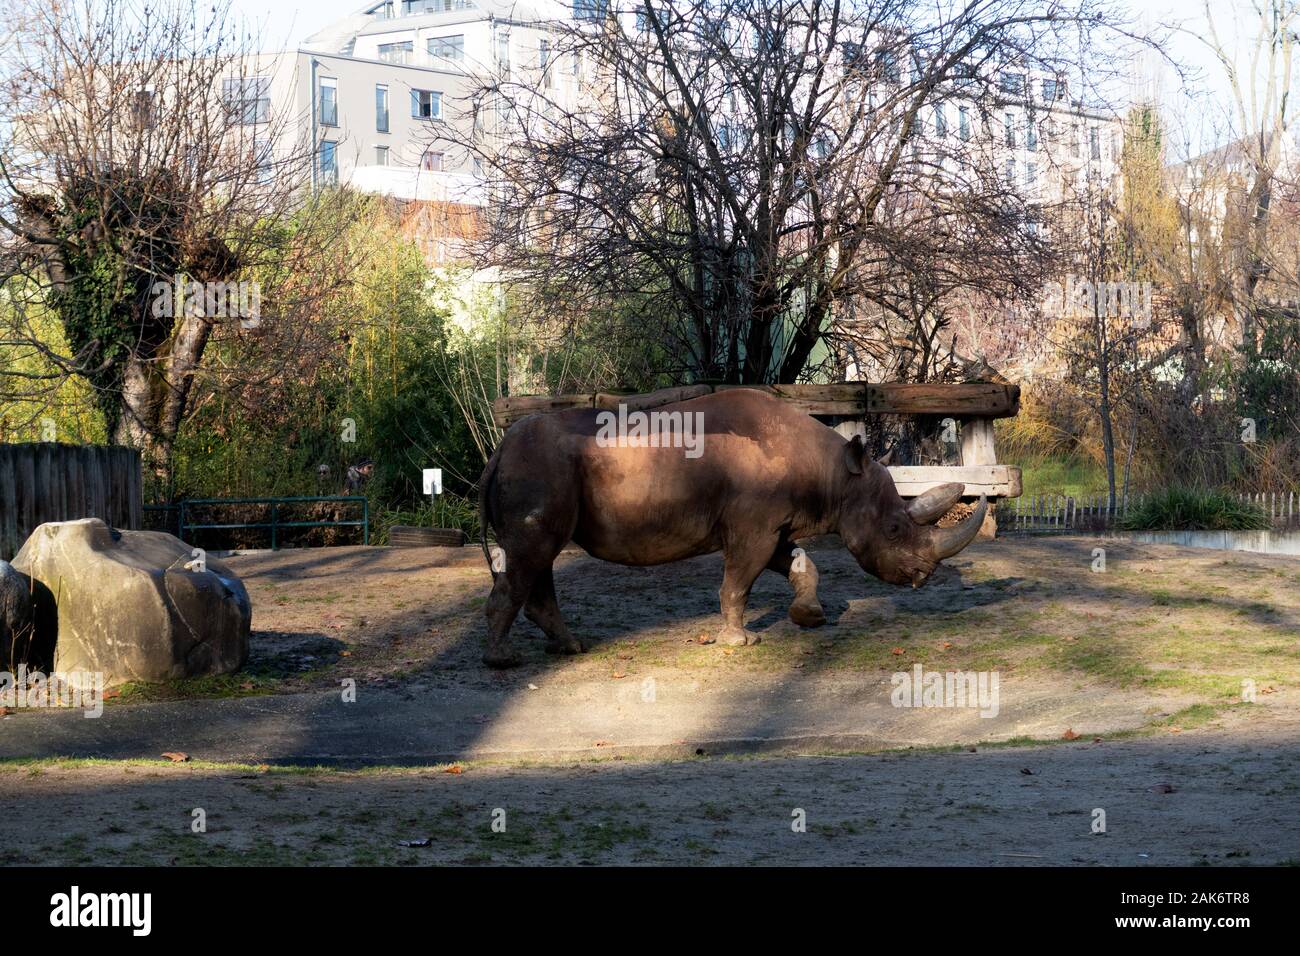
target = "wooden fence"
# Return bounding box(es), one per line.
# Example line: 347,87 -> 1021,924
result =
0,443 -> 143,560
1000,492 -> 1300,534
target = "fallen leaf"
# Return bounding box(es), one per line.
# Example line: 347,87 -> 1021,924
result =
339,650 -> 352,657
722,648 -> 735,656
1020,768 -> 1035,775
611,671 -> 626,679
942,642 -> 953,650
1062,728 -> 1080,740
161,752 -> 189,763
890,646 -> 905,655
443,764 -> 464,774
593,739 -> 613,747
1169,726 -> 1182,734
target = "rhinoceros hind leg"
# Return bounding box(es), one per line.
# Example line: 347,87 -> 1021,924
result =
524,567 -> 583,655
483,563 -> 539,668
767,542 -> 826,627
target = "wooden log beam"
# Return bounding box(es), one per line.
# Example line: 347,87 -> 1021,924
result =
866,383 -> 1019,418
492,382 -> 1019,427
887,465 -> 1022,499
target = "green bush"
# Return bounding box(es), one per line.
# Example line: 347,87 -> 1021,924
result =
371,492 -> 482,545
1120,487 -> 1271,532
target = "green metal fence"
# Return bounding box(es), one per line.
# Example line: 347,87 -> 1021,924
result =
145,496 -> 369,550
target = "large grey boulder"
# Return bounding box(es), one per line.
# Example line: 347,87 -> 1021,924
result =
0,559 -> 52,671
12,518 -> 250,687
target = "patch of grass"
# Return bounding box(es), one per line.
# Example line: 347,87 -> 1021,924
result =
1121,487 -> 1270,532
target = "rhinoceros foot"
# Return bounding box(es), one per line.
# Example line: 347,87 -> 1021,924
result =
544,634 -> 583,655
482,647 -> 523,669
789,601 -> 827,628
715,625 -> 760,646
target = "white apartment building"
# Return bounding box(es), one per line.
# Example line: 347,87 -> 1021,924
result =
226,2 -> 1127,282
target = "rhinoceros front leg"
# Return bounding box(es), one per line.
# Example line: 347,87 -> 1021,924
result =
711,542 -> 773,647
768,544 -> 827,628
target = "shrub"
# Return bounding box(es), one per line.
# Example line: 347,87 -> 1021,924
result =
1120,487 -> 1270,532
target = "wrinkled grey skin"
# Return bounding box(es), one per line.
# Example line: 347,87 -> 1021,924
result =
477,389 -> 986,668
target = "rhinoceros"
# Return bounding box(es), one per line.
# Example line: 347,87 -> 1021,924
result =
477,388 -> 986,668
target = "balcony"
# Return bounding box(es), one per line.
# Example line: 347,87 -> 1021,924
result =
347,163 -> 486,204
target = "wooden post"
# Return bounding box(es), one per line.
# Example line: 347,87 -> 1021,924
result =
960,417 -> 999,540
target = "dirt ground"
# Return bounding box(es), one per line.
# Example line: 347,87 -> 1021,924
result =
4,704 -> 1299,866
122,535 -> 1300,711
4,535 -> 1298,865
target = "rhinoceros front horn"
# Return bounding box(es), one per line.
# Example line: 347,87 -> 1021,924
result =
906,482 -> 965,525
928,495 -> 988,559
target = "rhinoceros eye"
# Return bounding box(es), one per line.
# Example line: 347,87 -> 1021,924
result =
884,518 -> 904,540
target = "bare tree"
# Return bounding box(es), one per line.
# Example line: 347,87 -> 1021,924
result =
0,0 -> 350,484
452,0 -> 1138,386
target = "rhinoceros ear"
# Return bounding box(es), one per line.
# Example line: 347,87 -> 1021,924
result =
876,448 -> 895,467
842,435 -> 866,475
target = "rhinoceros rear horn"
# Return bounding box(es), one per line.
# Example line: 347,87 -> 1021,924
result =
906,482 -> 964,525
929,495 -> 988,559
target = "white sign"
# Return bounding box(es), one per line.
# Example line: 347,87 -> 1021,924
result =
422,468 -> 443,495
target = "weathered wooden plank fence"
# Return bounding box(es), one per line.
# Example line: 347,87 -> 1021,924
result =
1001,492 -> 1300,534
0,443 -> 143,559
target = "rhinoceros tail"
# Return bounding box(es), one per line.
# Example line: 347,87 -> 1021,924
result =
478,446 -> 501,580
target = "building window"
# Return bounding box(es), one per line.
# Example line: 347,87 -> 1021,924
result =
421,150 -> 444,171
1025,161 -> 1037,188
254,135 -> 273,183
411,89 -> 442,120
318,140 -> 338,185
1042,78 -> 1060,103
573,0 -> 608,20
376,85 -> 389,132
404,0 -> 471,12
224,76 -> 271,125
1004,112 -> 1016,148
958,106 -> 970,141
428,35 -> 465,60
933,104 -> 946,137
378,41 -> 414,64
1025,118 -> 1037,150
497,32 -> 510,70
319,77 -> 338,127
635,5 -> 648,31
999,72 -> 1024,94
1089,126 -> 1100,160
1004,158 -> 1015,182
879,49 -> 900,84
132,89 -> 156,129
375,145 -> 390,166
373,1 -> 394,18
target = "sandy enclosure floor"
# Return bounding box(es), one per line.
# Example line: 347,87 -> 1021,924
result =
4,704 -> 1299,866
198,535 -> 1300,711
3,535 -> 1298,865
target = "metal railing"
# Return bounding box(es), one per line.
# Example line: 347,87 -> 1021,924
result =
144,496 -> 368,550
